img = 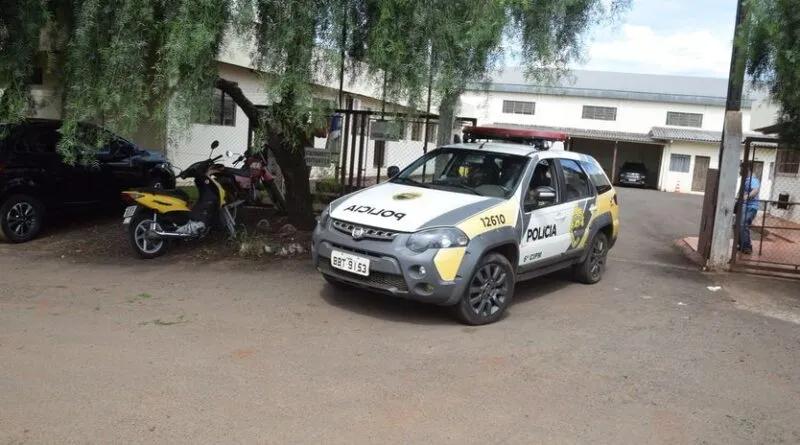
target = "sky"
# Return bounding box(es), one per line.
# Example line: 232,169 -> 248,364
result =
567,0 -> 739,78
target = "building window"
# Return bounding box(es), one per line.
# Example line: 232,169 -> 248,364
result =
502,100 -> 535,115
426,122 -> 438,143
581,105 -> 617,121
776,148 -> 800,175
669,154 -> 691,173
666,111 -> 703,128
30,67 -> 44,86
410,122 -> 423,141
205,88 -> 237,127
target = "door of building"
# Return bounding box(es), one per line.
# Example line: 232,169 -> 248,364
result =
691,156 -> 711,192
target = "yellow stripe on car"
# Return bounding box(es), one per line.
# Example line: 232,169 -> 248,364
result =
433,247 -> 467,281
456,200 -> 519,238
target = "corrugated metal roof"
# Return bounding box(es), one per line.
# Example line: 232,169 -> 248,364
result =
648,126 -> 776,143
468,68 -> 765,107
485,123 -> 777,145
488,123 -> 657,144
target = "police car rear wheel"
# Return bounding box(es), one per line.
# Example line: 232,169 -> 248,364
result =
454,252 -> 515,325
573,232 -> 608,284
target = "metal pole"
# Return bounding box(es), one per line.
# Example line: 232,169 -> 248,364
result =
421,44 -> 434,181
338,7 -> 347,108
706,0 -> 749,270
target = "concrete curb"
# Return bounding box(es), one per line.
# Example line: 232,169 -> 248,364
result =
674,238 -> 705,268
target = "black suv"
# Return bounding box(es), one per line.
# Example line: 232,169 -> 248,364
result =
0,119 -> 176,243
617,161 -> 648,187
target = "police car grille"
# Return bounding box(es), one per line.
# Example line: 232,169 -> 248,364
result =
331,219 -> 398,241
318,260 -> 409,292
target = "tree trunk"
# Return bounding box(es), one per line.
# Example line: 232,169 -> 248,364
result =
436,89 -> 461,147
215,77 -> 316,230
433,89 -> 461,176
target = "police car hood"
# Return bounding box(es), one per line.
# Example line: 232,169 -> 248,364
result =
329,182 -> 499,232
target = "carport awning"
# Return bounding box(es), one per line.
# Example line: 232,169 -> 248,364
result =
649,126 -> 776,143
489,123 -> 657,144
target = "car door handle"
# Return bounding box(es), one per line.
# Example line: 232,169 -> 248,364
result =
555,212 -> 567,220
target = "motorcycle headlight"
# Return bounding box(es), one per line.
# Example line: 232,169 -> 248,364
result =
406,227 -> 469,253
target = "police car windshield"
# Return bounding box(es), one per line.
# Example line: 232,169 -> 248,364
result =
391,148 -> 528,198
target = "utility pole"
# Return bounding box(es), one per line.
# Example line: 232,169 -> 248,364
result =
706,0 -> 748,270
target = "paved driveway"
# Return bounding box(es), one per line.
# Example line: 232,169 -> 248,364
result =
0,188 -> 798,445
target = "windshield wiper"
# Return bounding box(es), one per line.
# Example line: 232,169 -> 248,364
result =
437,182 -> 482,196
393,177 -> 431,188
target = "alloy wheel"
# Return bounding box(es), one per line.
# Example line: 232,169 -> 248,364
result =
6,202 -> 36,237
468,263 -> 509,318
589,237 -> 607,280
133,219 -> 164,254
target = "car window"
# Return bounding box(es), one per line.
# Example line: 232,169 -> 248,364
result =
523,159 -> 559,211
559,159 -> 593,201
580,158 -> 613,194
391,148 -> 528,198
11,124 -> 59,155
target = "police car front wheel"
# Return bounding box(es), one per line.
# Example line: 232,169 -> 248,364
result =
454,252 -> 515,326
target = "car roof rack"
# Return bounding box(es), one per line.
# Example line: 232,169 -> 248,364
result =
462,126 -> 567,150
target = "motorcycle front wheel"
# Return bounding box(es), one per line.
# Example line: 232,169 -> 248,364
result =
128,211 -> 169,259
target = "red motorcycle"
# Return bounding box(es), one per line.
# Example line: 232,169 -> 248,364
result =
215,150 -> 287,214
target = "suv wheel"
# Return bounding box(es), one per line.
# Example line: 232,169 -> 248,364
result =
454,252 -> 515,326
573,231 -> 609,284
148,177 -> 166,189
0,194 -> 45,243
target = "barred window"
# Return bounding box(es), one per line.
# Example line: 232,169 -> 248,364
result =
776,148 -> 800,175
502,100 -> 535,115
669,154 -> 691,173
581,105 -> 617,121
666,111 -> 703,128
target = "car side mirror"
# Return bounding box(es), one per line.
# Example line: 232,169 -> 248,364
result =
387,165 -> 400,178
534,186 -> 557,203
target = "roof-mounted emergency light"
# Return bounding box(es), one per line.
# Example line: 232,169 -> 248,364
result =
462,126 -> 567,151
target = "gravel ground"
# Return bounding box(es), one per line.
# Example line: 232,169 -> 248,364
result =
0,188 -> 798,445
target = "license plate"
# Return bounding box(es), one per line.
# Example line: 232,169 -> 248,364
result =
123,206 -> 137,218
330,250 -> 370,276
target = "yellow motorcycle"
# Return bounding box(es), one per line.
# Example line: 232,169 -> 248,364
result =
120,141 -> 243,259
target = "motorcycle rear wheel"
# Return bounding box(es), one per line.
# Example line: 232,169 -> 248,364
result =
128,212 -> 169,259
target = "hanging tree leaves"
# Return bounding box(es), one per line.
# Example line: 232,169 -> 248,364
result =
744,0 -> 800,142
1,0 -> 630,228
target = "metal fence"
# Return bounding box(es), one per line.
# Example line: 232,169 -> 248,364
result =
248,108 -> 477,199
732,139 -> 800,276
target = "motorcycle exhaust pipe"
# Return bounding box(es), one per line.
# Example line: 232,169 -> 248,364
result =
147,230 -> 195,240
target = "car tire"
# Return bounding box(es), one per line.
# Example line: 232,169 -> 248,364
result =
127,211 -> 169,259
453,252 -> 515,326
0,194 -> 45,243
148,176 -> 167,189
572,231 -> 609,284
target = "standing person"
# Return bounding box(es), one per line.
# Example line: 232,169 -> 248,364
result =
739,161 -> 761,255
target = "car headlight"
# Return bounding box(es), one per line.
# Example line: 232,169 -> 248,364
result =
316,205 -> 331,228
406,227 -> 469,253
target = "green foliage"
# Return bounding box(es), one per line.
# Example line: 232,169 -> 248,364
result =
744,0 -> 800,142
1,0 -> 630,165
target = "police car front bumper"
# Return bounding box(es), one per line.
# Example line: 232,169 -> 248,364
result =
311,219 -> 470,306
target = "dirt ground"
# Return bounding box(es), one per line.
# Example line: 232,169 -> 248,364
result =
1,188 -> 799,445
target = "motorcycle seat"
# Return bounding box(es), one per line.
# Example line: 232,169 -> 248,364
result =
132,187 -> 191,202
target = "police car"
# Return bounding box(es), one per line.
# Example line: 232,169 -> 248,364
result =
311,126 -> 620,325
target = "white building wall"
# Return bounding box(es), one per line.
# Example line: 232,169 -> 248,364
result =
658,141 -> 776,198
460,91 -> 752,133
